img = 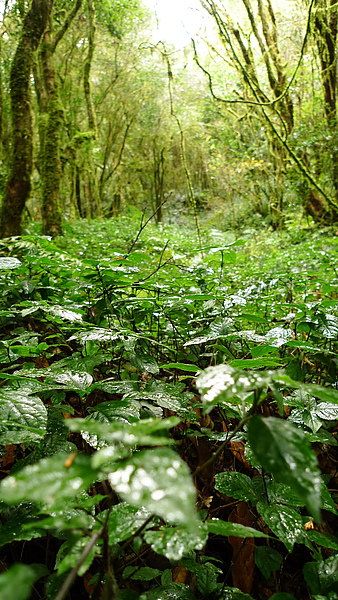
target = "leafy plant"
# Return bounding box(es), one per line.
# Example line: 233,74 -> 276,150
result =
0,220 -> 338,599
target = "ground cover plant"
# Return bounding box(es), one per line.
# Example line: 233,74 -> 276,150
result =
1,216 -> 338,599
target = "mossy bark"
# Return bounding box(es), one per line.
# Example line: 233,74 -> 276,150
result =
0,0 -> 53,238
39,30 -> 63,237
37,0 -> 83,236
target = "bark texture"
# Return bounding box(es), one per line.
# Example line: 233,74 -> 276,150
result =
0,0 -> 53,238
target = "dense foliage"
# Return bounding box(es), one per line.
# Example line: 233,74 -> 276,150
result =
0,215 -> 338,599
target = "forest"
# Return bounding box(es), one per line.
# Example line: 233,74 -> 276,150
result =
1,0 -> 338,599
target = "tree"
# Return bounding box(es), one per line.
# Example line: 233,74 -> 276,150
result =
0,0 -> 54,238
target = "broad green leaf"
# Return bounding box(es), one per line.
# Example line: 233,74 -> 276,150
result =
256,502 -> 304,552
56,535 -> 97,576
68,416 -> 179,448
103,503 -> 152,545
265,327 -> 293,347
14,368 -> 93,393
303,555 -> 338,595
214,472 -> 258,503
140,583 -> 197,599
315,403 -> 338,420
196,364 -> 272,411
25,508 -> 94,533
108,448 -> 199,530
306,530 -> 338,551
255,546 -> 283,579
68,328 -> 129,344
0,390 -> 47,444
0,564 -> 42,600
144,524 -> 208,560
0,453 -> 97,507
90,399 -> 141,422
217,587 -> 254,599
0,256 -> 21,269
160,363 -> 200,372
247,416 -> 322,521
181,558 -> 220,595
129,352 -> 159,374
206,518 -> 268,538
270,595 -> 297,600
46,305 -> 83,322
125,566 -> 161,581
0,504 -> 46,546
230,358 -> 283,368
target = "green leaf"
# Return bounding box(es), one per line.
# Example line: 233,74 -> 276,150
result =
214,472 -> 258,503
181,559 -> 220,595
104,503 -> 152,544
68,416 -> 179,449
217,587 -> 254,599
108,448 -> 199,530
129,352 -> 159,374
56,535 -> 97,576
303,555 -> 338,595
255,546 -> 283,579
139,583 -> 197,599
128,567 -> 162,581
206,518 -> 268,538
0,453 -> 97,507
0,564 -> 41,600
0,390 -> 47,444
247,416 -> 322,522
230,357 -> 283,368
0,504 -> 46,546
0,257 -> 21,269
256,502 -> 304,552
269,595 -> 298,600
160,363 -> 200,372
196,364 -> 272,411
306,530 -> 338,551
144,524 -> 208,560
315,403 -> 338,420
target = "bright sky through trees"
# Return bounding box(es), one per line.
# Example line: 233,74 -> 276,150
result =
143,0 -> 206,47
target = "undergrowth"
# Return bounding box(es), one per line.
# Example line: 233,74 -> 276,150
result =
0,216 -> 338,600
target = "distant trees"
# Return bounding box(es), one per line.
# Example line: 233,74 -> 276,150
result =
2,0 -> 338,236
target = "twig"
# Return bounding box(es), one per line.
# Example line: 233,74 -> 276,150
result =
126,196 -> 171,256
54,529 -> 103,600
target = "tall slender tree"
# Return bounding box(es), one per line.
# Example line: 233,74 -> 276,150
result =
0,0 -> 53,238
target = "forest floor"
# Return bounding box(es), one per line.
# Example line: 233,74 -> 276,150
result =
0,215 -> 338,600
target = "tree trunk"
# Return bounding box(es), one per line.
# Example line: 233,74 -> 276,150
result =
0,0 -> 53,238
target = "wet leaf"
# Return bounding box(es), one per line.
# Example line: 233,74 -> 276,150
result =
256,502 -> 304,552
214,472 -> 258,503
217,587 -> 254,599
144,524 -> 208,560
303,555 -> 338,594
0,563 -> 42,600
104,503 -> 152,544
248,416 -> 322,522
108,448 -> 199,529
196,364 -> 272,411
0,453 -> 97,507
255,546 -> 283,579
206,518 -> 268,538
139,582 -> 197,599
0,257 -> 21,269
0,390 -> 47,444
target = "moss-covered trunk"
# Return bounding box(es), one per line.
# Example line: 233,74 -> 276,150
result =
39,28 -> 63,237
0,0 -> 53,238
